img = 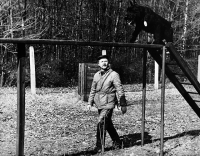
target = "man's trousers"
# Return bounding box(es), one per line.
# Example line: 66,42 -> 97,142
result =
96,109 -> 121,148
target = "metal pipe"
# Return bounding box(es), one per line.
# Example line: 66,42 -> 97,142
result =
6,38 -> 162,155
0,38 -> 163,48
16,43 -> 26,156
141,49 -> 147,146
160,46 -> 166,156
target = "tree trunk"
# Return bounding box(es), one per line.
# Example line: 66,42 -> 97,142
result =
10,0 -> 13,38
182,0 -> 189,57
0,70 -> 4,87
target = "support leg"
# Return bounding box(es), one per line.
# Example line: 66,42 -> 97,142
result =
16,43 -> 26,156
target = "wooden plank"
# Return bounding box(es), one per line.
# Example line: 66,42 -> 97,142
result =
87,76 -> 95,80
86,63 -> 99,67
167,43 -> 200,95
78,63 -> 82,95
87,73 -> 96,77
87,68 -> 99,72
87,66 -> 99,70
198,55 -> 200,82
29,46 -> 36,95
81,63 -> 85,97
154,61 -> 159,89
78,63 -> 85,98
83,64 -> 87,101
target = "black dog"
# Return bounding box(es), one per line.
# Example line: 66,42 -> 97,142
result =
125,0 -> 173,44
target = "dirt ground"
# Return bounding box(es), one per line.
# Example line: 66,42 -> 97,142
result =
1,84 -> 200,156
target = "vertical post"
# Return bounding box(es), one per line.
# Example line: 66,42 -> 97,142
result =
160,46 -> 166,156
29,46 -> 36,95
0,70 -> 4,87
78,63 -> 81,95
81,63 -> 85,101
197,55 -> 200,82
154,61 -> 159,89
141,49 -> 147,146
16,43 -> 26,156
83,64 -> 87,101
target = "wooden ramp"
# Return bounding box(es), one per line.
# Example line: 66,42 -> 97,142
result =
148,43 -> 200,118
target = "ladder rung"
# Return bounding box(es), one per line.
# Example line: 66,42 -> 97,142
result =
188,92 -> 199,95
180,82 -> 192,85
166,62 -> 177,66
173,73 -> 185,76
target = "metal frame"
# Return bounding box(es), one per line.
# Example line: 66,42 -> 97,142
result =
0,38 -> 165,156
141,48 -> 147,146
16,43 -> 26,156
141,47 -> 166,156
0,38 -> 163,48
160,46 -> 166,156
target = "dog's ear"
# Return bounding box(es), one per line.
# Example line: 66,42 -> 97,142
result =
130,0 -> 136,6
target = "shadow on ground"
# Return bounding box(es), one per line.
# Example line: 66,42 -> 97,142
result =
61,132 -> 151,156
60,130 -> 200,156
163,129 -> 200,142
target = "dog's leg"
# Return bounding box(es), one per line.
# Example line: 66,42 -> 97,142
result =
153,26 -> 162,45
130,25 -> 142,43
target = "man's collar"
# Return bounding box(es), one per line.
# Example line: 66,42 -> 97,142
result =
100,68 -> 110,75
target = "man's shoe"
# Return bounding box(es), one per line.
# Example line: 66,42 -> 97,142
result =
112,141 -> 123,150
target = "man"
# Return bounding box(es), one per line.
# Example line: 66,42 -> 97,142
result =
87,54 -> 127,153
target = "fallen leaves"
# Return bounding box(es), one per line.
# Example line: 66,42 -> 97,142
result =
1,85 -> 200,156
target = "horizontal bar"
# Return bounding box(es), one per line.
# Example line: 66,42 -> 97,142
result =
0,38 -> 163,48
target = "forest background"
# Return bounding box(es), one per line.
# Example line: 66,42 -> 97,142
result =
0,0 -> 200,87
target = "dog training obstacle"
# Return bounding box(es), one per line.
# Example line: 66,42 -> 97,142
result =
1,39 -> 161,156
2,38 -> 200,156
141,46 -> 166,156
149,43 -> 200,118
148,43 -> 200,155
16,43 -> 26,156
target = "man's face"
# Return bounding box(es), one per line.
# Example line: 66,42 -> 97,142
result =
98,58 -> 109,70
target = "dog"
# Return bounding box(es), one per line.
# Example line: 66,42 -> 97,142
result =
125,0 -> 173,45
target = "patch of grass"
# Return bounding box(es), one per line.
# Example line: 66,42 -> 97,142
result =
1,84 -> 200,156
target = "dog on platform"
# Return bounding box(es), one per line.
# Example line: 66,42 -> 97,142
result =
125,0 -> 173,45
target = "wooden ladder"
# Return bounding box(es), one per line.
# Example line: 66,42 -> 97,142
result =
148,43 -> 200,118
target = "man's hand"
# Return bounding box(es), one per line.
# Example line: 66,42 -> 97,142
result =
120,95 -> 127,114
87,105 -> 92,111
121,106 -> 127,114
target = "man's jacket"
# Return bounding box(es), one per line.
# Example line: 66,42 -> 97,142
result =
88,68 -> 125,109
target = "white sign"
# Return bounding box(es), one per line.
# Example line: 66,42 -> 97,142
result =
102,50 -> 106,55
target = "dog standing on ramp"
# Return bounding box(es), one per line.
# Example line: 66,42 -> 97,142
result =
125,0 -> 173,45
